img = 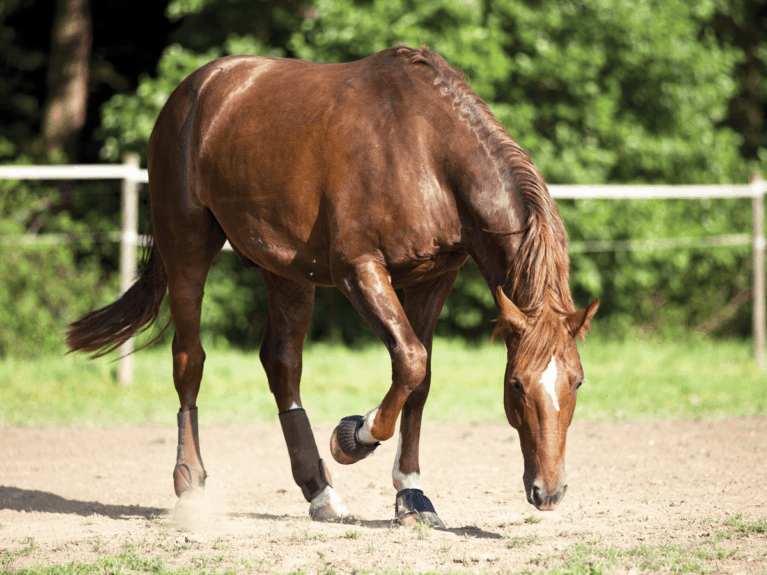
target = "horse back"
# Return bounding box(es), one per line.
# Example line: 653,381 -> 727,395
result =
148,49 -> 465,285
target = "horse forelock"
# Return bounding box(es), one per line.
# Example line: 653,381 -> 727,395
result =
396,46 -> 575,326
514,310 -> 569,375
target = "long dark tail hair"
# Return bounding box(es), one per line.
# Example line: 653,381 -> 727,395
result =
66,237 -> 170,358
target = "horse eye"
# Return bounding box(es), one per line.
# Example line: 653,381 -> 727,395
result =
574,379 -> 584,391
510,378 -> 524,394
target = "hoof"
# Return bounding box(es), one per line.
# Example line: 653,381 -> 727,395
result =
395,488 -> 446,529
329,415 -> 380,465
309,486 -> 351,522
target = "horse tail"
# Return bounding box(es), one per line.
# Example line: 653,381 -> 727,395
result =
66,236 -> 170,358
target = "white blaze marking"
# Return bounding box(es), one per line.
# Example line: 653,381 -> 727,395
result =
540,356 -> 560,411
356,403 -> 381,444
392,431 -> 420,490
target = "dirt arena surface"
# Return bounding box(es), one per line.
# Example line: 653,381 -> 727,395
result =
1,417 -> 766,573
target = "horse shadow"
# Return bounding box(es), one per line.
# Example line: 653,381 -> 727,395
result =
0,486 -> 165,520
1,486 -> 503,539
232,511 -> 503,538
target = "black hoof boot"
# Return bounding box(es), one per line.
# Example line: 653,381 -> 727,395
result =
395,488 -> 446,529
329,415 -> 380,465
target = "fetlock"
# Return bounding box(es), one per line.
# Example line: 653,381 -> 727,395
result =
174,407 -> 207,497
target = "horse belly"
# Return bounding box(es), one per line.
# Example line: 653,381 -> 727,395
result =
209,198 -> 334,286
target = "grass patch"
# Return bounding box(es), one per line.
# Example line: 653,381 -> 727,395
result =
507,533 -> 543,548
716,513 -> 767,540
552,541 -> 707,574
4,534 -> 757,575
1,537 -> 36,566
1,337 -> 765,426
578,336 -> 767,421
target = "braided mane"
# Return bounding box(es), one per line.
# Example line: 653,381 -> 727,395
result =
397,46 -> 577,369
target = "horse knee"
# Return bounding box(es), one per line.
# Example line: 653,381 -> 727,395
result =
394,341 -> 428,392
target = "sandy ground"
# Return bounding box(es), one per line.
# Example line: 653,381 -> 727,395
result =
1,417 -> 766,573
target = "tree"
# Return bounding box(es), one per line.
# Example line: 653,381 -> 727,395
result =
0,0 -> 175,357
2,0 -> 762,356
41,0 -> 92,161
715,0 -> 767,166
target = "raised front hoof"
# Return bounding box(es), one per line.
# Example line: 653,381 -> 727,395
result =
309,486 -> 351,522
329,415 -> 380,465
395,488 -> 446,529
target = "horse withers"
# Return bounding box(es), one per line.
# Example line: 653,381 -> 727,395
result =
67,46 -> 598,526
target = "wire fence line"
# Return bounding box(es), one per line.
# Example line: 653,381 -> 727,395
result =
1,160 -> 766,378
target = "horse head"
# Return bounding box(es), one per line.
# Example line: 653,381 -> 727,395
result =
493,287 -> 599,511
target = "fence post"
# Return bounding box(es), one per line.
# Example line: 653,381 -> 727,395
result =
118,153 -> 140,386
752,173 -> 766,371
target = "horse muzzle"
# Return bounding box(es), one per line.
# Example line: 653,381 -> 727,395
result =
526,478 -> 568,511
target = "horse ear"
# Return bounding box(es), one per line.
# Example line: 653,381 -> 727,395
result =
492,286 -> 530,341
565,298 -> 600,341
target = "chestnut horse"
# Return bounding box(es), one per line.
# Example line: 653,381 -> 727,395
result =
67,46 -> 598,526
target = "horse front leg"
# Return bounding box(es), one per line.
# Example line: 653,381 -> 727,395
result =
392,270 -> 459,528
259,270 -> 349,522
330,259 -> 427,456
328,260 -> 454,526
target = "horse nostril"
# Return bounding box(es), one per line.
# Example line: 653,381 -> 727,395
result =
531,480 -> 566,510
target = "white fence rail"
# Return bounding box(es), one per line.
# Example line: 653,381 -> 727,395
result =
1,157 -> 765,381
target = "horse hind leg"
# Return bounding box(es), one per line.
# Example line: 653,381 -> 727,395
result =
155,210 -> 226,505
259,269 -> 349,521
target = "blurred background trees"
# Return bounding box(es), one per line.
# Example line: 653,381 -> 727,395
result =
2,0 -> 767,356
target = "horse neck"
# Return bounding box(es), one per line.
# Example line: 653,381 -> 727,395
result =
450,148 -> 525,291
451,144 -> 573,317
417,54 -> 571,313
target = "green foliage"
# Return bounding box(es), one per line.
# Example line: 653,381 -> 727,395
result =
1,0 -> 762,356
87,0 -> 756,351
289,0 -> 746,184
0,146 -> 118,357
563,197 -> 753,337
0,236 -> 112,358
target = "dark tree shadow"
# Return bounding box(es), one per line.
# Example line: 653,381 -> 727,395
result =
0,486 -> 166,520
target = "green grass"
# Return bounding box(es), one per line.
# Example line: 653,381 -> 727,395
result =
549,539 -> 740,574
1,336 -> 765,426
1,537 -> 36,567
717,513 -> 767,539
3,519 -> 764,575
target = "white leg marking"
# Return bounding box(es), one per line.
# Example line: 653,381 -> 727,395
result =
309,486 -> 349,519
392,431 -> 420,491
288,401 -> 300,410
540,356 -> 560,411
356,403 -> 381,444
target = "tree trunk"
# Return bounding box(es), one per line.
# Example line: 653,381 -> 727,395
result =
42,0 -> 91,161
